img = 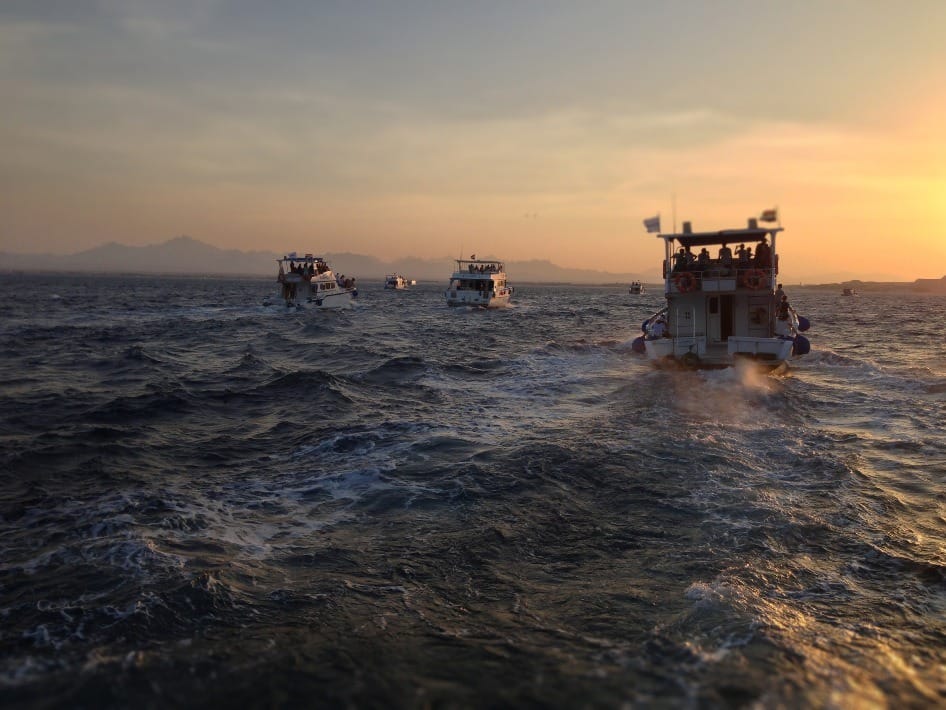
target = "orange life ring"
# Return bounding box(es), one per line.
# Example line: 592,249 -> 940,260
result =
743,269 -> 766,290
674,271 -> 697,293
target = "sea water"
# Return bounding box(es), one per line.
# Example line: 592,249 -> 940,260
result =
1,273 -> 945,707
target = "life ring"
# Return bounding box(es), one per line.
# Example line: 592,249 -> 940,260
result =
743,269 -> 766,290
674,271 -> 698,293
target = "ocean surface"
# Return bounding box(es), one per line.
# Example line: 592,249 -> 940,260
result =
2,273 -> 945,708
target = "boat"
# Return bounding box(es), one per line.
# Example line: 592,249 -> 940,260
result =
275,253 -> 357,308
444,257 -> 512,308
632,217 -> 811,369
384,274 -> 409,290
629,281 -> 645,295
842,287 -> 857,296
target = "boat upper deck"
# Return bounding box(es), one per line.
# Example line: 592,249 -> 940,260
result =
658,226 -> 778,248
451,259 -> 506,278
658,219 -> 783,293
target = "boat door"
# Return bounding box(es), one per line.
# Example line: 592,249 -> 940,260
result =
706,295 -> 735,343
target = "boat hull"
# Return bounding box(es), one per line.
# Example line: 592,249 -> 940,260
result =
281,289 -> 354,309
278,274 -> 355,308
644,336 -> 794,369
444,292 -> 511,308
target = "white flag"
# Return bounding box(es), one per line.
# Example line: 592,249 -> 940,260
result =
643,215 -> 660,233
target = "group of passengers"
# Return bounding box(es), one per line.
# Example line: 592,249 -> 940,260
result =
467,263 -> 502,273
671,238 -> 772,274
288,260 -> 329,277
335,274 -> 356,289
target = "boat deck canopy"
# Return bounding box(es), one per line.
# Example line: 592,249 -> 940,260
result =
661,228 -> 779,248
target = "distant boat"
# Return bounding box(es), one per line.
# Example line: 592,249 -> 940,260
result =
274,254 -> 357,308
384,274 -> 408,290
633,217 -> 811,369
444,257 -> 512,308
842,287 -> 857,296
628,281 -> 645,295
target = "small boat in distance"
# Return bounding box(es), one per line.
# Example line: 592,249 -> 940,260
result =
275,253 -> 357,308
842,287 -> 857,296
384,274 -> 409,290
633,217 -> 811,369
629,281 -> 645,295
444,257 -> 512,308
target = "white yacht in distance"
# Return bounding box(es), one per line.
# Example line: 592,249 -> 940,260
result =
444,257 -> 512,308
384,274 -> 408,290
275,254 -> 357,308
633,217 -> 811,369
629,281 -> 645,295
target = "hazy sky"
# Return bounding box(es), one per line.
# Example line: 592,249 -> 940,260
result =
2,1 -> 944,281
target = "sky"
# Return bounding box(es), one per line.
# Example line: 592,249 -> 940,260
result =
1,1 -> 944,282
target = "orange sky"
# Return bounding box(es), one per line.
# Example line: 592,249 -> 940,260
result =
1,3 -> 944,281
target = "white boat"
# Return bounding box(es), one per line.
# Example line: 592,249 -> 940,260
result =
275,254 -> 357,308
632,218 -> 811,369
629,281 -> 645,295
444,257 -> 512,308
842,287 -> 857,296
384,274 -> 409,290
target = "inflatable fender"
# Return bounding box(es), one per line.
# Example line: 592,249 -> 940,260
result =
793,335 -> 811,356
797,316 -> 810,332
631,336 -> 646,354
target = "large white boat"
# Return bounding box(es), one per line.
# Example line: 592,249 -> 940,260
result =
444,257 -> 512,308
632,218 -> 810,369
629,281 -> 645,295
275,254 -> 357,308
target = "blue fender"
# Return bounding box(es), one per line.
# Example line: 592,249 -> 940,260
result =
631,336 -> 646,354
797,316 -> 811,332
793,334 -> 810,355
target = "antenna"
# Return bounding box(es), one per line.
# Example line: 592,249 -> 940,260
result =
672,193 -> 677,233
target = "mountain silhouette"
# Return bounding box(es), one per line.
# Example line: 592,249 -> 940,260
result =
1,236 -> 652,283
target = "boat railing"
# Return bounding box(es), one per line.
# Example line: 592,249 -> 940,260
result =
667,265 -> 777,293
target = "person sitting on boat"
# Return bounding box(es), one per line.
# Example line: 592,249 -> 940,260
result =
755,237 -> 772,269
718,243 -> 733,273
673,247 -> 688,272
739,246 -> 753,268
697,248 -> 710,270
774,295 -> 794,336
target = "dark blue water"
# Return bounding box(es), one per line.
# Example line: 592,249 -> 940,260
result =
2,273 -> 945,707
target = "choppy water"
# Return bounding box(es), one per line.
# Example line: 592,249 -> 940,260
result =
2,273 -> 945,708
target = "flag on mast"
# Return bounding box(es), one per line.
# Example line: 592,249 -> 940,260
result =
643,215 -> 661,233
760,208 -> 778,223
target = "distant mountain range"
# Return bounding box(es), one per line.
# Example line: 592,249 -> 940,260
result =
3,236 -> 945,290
0,236 -> 651,284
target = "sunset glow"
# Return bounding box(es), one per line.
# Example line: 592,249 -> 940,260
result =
1,2 -> 944,281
